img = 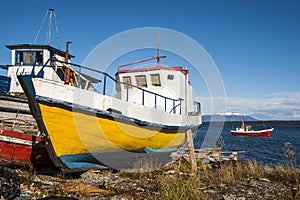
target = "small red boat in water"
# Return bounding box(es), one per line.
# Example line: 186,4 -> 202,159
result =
231,122 -> 274,137
0,118 -> 50,166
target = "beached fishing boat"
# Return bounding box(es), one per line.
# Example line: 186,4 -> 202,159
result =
231,122 -> 274,137
17,42 -> 202,170
0,118 -> 50,166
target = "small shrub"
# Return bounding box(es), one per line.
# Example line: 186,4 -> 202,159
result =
284,142 -> 299,199
159,175 -> 201,200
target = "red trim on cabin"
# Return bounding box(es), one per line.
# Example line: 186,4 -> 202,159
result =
117,65 -> 189,75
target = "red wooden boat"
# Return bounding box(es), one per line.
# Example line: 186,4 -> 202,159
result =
0,118 -> 50,166
231,123 -> 274,137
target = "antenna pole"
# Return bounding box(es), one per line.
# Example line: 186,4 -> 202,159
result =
157,33 -> 161,66
117,34 -> 166,71
47,9 -> 54,45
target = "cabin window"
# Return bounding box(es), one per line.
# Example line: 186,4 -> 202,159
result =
150,74 -> 161,86
35,51 -> 43,65
15,51 -> 23,65
15,51 -> 43,65
123,76 -> 132,89
24,52 -> 34,64
135,75 -> 147,88
167,74 -> 174,80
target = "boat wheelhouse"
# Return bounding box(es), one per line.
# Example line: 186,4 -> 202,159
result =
3,44 -> 74,95
0,43 -> 78,128
115,56 -> 200,117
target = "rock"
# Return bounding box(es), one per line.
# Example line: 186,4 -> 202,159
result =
222,194 -> 236,200
249,180 -> 257,187
136,187 -> 145,192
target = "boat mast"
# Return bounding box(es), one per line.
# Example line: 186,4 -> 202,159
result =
33,8 -> 61,49
157,33 -> 161,66
117,34 -> 166,71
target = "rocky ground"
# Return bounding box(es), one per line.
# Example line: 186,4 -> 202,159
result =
0,149 -> 298,199
7,159 -> 298,200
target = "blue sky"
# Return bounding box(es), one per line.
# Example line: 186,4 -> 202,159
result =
0,0 -> 299,120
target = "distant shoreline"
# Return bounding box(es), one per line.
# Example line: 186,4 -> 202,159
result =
204,120 -> 300,125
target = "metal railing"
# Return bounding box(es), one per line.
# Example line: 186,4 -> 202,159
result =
37,58 -> 184,114
123,86 -> 183,114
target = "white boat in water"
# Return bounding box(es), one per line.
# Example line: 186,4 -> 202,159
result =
17,43 -> 202,170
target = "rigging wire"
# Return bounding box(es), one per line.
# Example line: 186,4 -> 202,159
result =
33,10 -> 49,44
33,9 -> 60,49
53,11 -> 60,49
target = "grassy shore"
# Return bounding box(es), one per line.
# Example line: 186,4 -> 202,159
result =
14,155 -> 299,200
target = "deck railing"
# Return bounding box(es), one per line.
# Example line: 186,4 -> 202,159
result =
38,58 -> 184,115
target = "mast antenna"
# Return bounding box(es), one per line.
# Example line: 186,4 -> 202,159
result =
117,34 -> 166,71
33,8 -> 61,49
157,33 -> 161,66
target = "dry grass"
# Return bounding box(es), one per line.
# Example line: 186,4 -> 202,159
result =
158,175 -> 202,200
16,143 -> 299,199
115,141 -> 300,199
16,158 -> 300,199
120,158 -> 299,199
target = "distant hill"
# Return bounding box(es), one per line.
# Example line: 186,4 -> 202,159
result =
202,112 -> 257,122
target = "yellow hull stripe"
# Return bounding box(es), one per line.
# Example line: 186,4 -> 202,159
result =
39,103 -> 186,157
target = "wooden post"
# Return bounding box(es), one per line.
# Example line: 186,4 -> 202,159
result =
183,62 -> 197,174
186,129 -> 197,175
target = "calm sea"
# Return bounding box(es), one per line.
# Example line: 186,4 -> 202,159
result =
194,122 -> 300,167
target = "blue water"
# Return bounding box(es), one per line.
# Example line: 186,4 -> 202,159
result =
194,122 -> 300,167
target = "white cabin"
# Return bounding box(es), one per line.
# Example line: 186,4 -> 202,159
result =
5,44 -> 74,95
115,65 -> 199,116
